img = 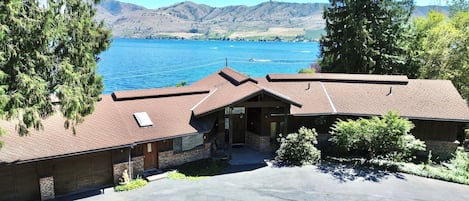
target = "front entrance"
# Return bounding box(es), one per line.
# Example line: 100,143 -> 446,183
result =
232,114 -> 246,144
144,142 -> 158,170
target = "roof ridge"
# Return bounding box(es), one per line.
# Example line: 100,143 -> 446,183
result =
112,86 -> 210,101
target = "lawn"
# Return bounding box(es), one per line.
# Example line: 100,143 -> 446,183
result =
167,158 -> 229,180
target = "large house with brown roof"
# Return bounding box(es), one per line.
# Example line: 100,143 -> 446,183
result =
1,67 -> 469,200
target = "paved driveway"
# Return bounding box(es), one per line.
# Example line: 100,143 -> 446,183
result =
72,163 -> 469,201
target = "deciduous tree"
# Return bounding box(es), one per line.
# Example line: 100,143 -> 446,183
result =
411,11 -> 469,101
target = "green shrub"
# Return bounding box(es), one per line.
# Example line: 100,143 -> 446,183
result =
298,68 -> 315,74
114,178 -> 148,192
330,111 -> 425,161
275,127 -> 321,166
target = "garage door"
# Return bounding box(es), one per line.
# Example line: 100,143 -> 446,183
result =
54,151 -> 113,196
0,163 -> 40,201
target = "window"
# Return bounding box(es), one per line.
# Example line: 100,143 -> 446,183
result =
147,143 -> 152,153
270,122 -> 277,138
173,133 -> 204,152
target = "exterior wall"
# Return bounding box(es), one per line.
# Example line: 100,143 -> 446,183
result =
424,140 -> 459,160
132,156 -> 144,178
246,132 -> 271,152
39,176 -> 55,200
0,163 -> 40,201
412,120 -> 459,141
158,143 -> 211,169
113,162 -> 129,184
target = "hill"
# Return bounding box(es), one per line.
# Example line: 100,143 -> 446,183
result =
95,0 -> 448,40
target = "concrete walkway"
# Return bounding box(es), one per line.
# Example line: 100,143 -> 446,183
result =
73,163 -> 469,201
229,146 -> 273,165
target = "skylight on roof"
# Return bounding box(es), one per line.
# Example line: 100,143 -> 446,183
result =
133,112 -> 153,127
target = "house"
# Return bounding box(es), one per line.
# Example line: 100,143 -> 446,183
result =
1,67 -> 468,200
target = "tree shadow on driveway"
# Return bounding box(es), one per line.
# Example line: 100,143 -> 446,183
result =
316,162 -> 406,183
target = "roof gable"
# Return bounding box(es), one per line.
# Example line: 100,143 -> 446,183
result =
219,67 -> 258,86
191,81 -> 302,117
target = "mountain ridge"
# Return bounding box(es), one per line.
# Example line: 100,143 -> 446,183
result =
95,0 -> 449,40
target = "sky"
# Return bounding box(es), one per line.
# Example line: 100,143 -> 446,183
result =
118,0 -> 448,9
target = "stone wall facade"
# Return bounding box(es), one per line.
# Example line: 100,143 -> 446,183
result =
39,176 -> 55,201
159,143 -> 211,169
131,156 -> 144,178
425,140 -> 459,160
246,132 -> 271,152
113,162 -> 129,184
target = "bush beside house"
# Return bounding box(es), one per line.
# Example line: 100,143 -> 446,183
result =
275,127 -> 321,166
329,111 -> 426,162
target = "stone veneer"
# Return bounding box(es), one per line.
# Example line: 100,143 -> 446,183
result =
159,143 -> 211,169
39,176 -> 55,201
425,140 -> 459,160
246,132 -> 271,152
113,156 -> 145,184
131,156 -> 144,178
113,162 -> 129,184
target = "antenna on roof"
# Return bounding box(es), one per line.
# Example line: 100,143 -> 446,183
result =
225,58 -> 228,67
386,86 -> 393,96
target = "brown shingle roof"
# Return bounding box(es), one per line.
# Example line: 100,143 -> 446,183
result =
267,73 -> 409,84
0,96 -> 132,163
1,68 -> 468,163
112,86 -> 209,101
218,67 -> 258,85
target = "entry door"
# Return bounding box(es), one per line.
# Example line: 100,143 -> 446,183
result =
144,142 -> 158,170
232,114 -> 246,144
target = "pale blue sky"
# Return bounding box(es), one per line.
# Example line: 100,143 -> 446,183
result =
118,0 -> 448,9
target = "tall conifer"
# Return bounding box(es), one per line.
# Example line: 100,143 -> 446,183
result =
0,0 -> 111,137
319,0 -> 414,75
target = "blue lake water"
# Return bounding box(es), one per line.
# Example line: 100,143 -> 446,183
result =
98,39 -> 320,94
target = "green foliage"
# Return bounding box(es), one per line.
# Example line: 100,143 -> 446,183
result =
396,148 -> 469,185
175,81 -> 187,87
410,11 -> 469,101
114,178 -> 148,192
0,0 -> 111,136
275,127 -> 321,166
320,0 -> 415,76
167,158 -> 228,180
448,0 -> 469,16
298,68 -> 315,74
330,111 -> 425,161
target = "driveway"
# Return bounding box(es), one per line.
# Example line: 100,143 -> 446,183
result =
71,163 -> 469,201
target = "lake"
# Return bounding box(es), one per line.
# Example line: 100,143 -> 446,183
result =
98,39 -> 320,94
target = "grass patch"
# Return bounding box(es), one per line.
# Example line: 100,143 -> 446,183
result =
327,148 -> 469,185
167,159 -> 229,180
167,171 -> 206,181
114,178 -> 148,192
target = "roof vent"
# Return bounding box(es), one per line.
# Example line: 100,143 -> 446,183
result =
305,83 -> 311,91
386,87 -> 393,96
133,112 -> 153,127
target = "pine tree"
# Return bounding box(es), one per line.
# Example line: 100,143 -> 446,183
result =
0,0 -> 111,137
319,0 -> 414,76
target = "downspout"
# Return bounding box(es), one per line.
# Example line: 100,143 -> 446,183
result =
128,147 -> 132,179
228,106 -> 233,160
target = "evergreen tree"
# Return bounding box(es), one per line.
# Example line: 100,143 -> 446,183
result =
0,0 -> 111,138
319,0 -> 415,76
